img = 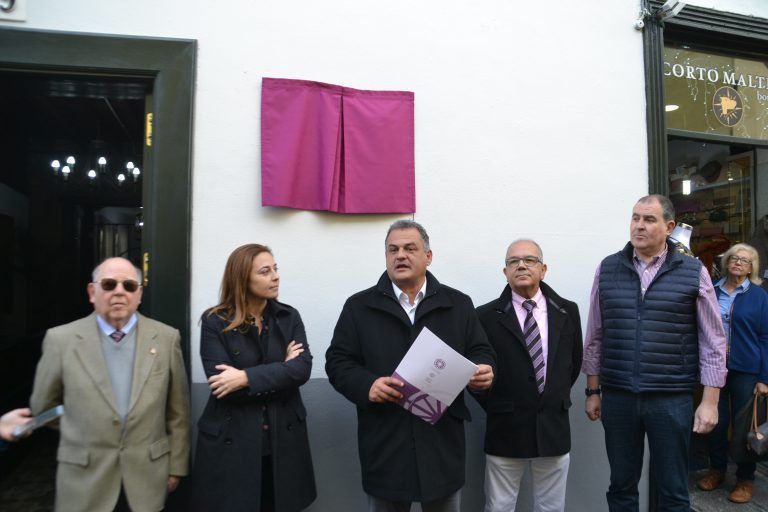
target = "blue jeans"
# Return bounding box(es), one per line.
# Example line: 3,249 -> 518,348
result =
708,370 -> 758,480
602,388 -> 693,512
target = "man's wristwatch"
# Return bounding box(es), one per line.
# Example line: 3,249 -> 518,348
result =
585,387 -> 602,397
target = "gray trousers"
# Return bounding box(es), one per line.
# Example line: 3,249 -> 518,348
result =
367,490 -> 462,512
484,453 -> 570,512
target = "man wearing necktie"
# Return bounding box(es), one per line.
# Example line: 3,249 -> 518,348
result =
30,257 -> 190,512
476,239 -> 583,512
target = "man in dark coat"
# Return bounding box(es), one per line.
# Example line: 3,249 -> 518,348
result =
476,239 -> 582,512
325,220 -> 496,512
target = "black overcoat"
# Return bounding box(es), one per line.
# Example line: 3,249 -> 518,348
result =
191,301 -> 316,512
325,271 -> 496,502
475,282 -> 583,458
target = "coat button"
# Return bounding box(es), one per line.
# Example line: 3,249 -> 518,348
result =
225,416 -> 232,422
113,419 -> 120,426
287,424 -> 293,431
233,349 -> 240,355
224,439 -> 232,445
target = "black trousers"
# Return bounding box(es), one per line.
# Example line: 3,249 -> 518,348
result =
113,486 -> 131,512
261,455 -> 275,512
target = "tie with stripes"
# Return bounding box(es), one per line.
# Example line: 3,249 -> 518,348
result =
522,300 -> 545,394
110,330 -> 125,343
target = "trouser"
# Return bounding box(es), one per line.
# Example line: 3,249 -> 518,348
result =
114,486 -> 131,512
708,370 -> 758,480
602,388 -> 693,512
367,490 -> 462,512
484,453 -> 570,512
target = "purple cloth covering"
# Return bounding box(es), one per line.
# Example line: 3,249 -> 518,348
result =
261,77 -> 415,213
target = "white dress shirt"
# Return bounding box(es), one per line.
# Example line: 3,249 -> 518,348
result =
392,280 -> 427,324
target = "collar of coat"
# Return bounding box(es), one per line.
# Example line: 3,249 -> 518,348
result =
493,280 -> 568,315
618,238 -> 683,272
268,299 -> 294,318
371,270 -> 453,325
375,270 -> 441,299
73,312 -> 162,416
207,299 -> 293,322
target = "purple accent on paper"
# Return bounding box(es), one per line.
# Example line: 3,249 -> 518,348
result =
261,77 -> 415,214
434,359 -> 446,370
392,371 -> 447,425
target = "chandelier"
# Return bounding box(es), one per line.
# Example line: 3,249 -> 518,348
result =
49,154 -> 141,188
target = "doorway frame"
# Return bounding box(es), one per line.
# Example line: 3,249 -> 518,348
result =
0,27 -> 196,366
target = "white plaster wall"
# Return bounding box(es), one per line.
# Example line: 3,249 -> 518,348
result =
0,0 -> 647,383
4,0 -> 767,383
10,0 -> 764,381
6,1 -> 768,510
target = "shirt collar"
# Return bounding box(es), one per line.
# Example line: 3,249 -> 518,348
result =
392,279 -> 427,305
632,245 -> 668,268
510,287 -> 544,310
715,277 -> 751,292
96,313 -> 138,337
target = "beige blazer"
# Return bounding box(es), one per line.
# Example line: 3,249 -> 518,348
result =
30,312 -> 190,512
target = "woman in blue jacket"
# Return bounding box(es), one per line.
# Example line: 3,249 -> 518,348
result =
698,243 -> 768,504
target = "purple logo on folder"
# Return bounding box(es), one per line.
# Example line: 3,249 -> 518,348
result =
393,371 -> 447,425
434,359 -> 446,370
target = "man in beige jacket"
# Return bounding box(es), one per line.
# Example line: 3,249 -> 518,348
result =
30,257 -> 190,512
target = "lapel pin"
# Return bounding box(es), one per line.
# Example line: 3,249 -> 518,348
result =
150,348 -> 157,355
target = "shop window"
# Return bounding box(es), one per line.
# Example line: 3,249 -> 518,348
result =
668,139 -> 753,276
663,43 -> 768,280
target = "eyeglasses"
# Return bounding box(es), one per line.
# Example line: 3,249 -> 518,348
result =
505,256 -> 543,268
95,278 -> 141,292
729,256 -> 752,265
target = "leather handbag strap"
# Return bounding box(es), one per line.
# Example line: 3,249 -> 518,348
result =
751,392 -> 768,432
753,393 -> 759,433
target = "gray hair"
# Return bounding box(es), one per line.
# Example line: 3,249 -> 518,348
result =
92,257 -> 143,283
720,243 -> 762,285
506,239 -> 544,262
636,194 -> 675,222
385,220 -> 430,251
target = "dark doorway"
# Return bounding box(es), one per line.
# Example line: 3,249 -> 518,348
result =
0,28 -> 195,511
0,69 -> 150,510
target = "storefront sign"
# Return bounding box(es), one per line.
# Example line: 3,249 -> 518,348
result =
664,47 -> 768,140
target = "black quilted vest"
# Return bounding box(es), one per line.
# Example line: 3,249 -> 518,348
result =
599,241 -> 701,392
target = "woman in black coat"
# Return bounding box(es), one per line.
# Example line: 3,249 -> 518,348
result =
191,244 -> 316,512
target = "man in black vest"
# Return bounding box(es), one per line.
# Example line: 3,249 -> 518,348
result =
476,239 -> 582,512
582,194 -> 727,511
